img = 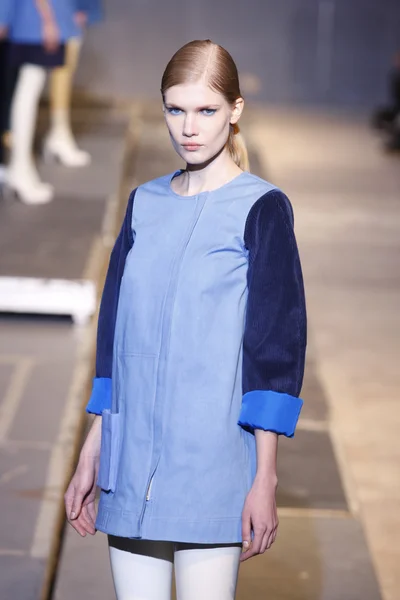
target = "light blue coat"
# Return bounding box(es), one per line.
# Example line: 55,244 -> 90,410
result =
0,0 -> 79,42
75,0 -> 103,26
88,171 -> 307,543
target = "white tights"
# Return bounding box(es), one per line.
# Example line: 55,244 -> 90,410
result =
108,536 -> 242,600
9,64 -> 46,177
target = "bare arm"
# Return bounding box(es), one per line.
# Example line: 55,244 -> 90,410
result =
239,190 -> 307,561
35,0 -> 60,52
35,0 -> 56,24
80,415 -> 102,462
254,429 -> 278,486
64,415 -> 102,536
240,430 -> 279,561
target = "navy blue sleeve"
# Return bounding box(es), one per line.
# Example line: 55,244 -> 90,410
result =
86,189 -> 136,414
238,189 -> 307,437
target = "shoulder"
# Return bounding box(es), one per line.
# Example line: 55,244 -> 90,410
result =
136,172 -> 177,196
124,172 -> 176,214
246,184 -> 294,230
243,186 -> 297,252
234,171 -> 277,200
234,172 -> 292,224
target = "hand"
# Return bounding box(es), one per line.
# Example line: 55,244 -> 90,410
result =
240,475 -> 279,562
42,20 -> 60,53
64,417 -> 102,537
0,26 -> 8,40
74,11 -> 88,28
64,453 -> 99,537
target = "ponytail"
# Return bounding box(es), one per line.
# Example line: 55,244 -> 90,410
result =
227,123 -> 250,172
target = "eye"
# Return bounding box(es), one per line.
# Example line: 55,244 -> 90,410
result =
201,108 -> 217,116
167,107 -> 182,115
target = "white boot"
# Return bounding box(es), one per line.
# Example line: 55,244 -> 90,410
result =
43,109 -> 91,167
6,64 -> 54,205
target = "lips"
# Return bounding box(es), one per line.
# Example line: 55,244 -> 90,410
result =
182,144 -> 202,150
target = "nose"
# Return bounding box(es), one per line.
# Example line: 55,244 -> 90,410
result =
183,114 -> 198,137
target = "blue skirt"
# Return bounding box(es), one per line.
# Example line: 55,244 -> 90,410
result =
8,43 -> 65,68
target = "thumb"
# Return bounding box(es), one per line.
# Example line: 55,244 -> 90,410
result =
241,511 -> 252,553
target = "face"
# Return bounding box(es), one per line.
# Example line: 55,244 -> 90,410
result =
163,81 -> 243,165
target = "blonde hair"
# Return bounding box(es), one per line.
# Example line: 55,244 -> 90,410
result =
161,40 -> 250,172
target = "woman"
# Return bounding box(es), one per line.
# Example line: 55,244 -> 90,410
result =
65,40 -> 307,600
44,0 -> 103,167
0,0 -> 79,204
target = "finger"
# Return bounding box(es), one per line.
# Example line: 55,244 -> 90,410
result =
85,501 -> 97,527
260,531 -> 269,554
248,528 -> 263,557
70,489 -> 85,521
64,487 -> 75,518
79,505 -> 93,531
72,510 -> 96,537
81,505 -> 96,534
274,523 -> 278,542
241,511 -> 252,555
82,502 -> 95,527
269,524 -> 278,548
77,508 -> 95,532
67,516 -> 87,537
265,529 -> 275,550
240,528 -> 264,562
265,522 -> 278,550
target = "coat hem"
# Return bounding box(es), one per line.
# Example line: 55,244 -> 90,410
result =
96,506 -> 243,544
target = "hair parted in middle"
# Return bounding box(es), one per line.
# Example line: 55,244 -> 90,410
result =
161,39 -> 250,172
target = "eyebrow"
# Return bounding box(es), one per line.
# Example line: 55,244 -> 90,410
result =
164,103 -> 221,110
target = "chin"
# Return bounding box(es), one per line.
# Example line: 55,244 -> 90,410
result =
180,150 -> 208,164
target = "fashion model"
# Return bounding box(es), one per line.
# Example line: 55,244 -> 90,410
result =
45,0 -> 103,166
0,0 -> 80,204
65,40 -> 307,600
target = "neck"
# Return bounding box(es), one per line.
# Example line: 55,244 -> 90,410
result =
176,149 -> 242,196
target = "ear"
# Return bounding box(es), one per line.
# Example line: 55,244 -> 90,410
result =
230,97 -> 244,125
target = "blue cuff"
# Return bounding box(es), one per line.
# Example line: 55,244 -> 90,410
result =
238,390 -> 303,438
86,377 -> 112,415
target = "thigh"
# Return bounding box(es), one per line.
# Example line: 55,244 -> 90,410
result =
174,543 -> 242,600
108,536 -> 174,600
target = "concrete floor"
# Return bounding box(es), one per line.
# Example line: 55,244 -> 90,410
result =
0,103 -> 398,600
0,106 -> 128,600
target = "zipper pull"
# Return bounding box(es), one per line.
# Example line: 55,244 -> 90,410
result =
146,476 -> 154,501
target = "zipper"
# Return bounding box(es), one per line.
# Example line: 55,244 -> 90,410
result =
138,470 -> 156,533
138,195 -> 208,534
146,475 -> 154,501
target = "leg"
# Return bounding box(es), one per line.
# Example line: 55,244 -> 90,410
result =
108,536 -> 174,600
7,63 -> 54,204
45,37 -> 91,167
2,63 -> 21,140
0,41 -> 18,171
174,543 -> 242,600
50,37 -> 81,112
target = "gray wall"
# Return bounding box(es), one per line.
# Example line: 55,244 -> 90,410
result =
76,0 -> 400,108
